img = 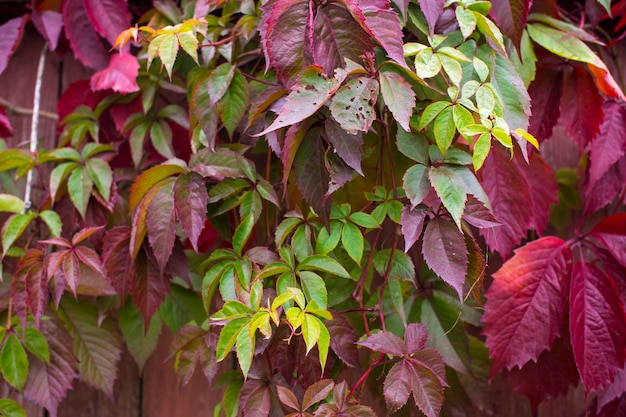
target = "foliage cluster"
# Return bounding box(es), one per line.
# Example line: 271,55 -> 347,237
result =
0,0 -> 625,416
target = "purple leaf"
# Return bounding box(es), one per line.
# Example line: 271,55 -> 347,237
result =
63,0 -> 109,69
598,367 -> 626,411
462,195 -> 500,229
130,249 -> 170,324
324,118 -> 364,175
408,349 -> 447,417
174,172 -> 208,252
589,100 -> 626,188
31,10 -> 63,51
342,0 -> 408,68
585,156 -> 626,214
417,0 -> 446,37
0,16 -> 26,76
384,361 -> 412,413
490,0 -> 532,49
404,323 -> 429,354
90,52 -> 140,94
591,214 -> 626,269
261,0 -> 313,87
422,217 -> 468,298
358,331 -> 405,356
24,314 -> 77,417
528,64 -> 563,142
483,237 -> 572,373
312,3 -> 375,76
12,249 -> 47,328
241,380 -> 272,417
81,0 -> 132,45
326,314 -> 360,368
147,180 -> 177,274
102,226 -> 133,300
570,261 -> 626,393
401,205 -> 427,253
302,379 -> 335,410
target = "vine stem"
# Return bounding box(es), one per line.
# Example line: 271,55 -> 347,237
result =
346,354 -> 384,401
0,97 -> 58,121
23,44 -> 48,213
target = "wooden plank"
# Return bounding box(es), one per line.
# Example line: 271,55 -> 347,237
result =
57,348 -> 141,417
142,329 -> 224,417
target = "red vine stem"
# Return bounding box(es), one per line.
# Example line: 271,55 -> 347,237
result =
346,354 -> 385,401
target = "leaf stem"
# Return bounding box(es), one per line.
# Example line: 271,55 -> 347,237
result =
346,354 -> 384,401
23,44 -> 48,213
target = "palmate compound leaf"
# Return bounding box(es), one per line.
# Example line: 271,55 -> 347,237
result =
24,313 -> 77,417
101,226 -> 133,300
58,298 -> 123,397
483,237 -> 573,373
489,0 -> 532,50
422,217 -> 468,299
570,261 -> 626,393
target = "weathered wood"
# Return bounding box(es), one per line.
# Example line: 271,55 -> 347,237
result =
142,329 -> 224,417
57,349 -> 141,417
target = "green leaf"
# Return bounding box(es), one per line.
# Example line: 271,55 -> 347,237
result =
403,164 -> 431,208
222,378 -> 243,417
23,327 -> 50,363
439,54 -> 463,87
150,120 -> 175,159
341,221 -> 364,266
429,165 -> 467,228
0,399 -> 26,417
216,70 -> 249,138
455,6 -> 476,39
297,255 -> 351,279
329,76 -> 379,134
349,212 -> 380,229
129,162 -> 186,213
474,12 -> 506,55
49,161 -> 78,201
39,210 -> 62,238
418,101 -> 450,131
452,105 -> 474,134
208,63 -> 236,106
0,194 -> 24,213
157,33 -> 179,79
302,314 -> 321,354
472,133 -> 491,171
414,48 -> 441,79
235,322 -> 254,378
396,129 -> 429,165
433,106 -> 457,155
130,122 -> 150,167
373,249 -> 416,282
85,158 -> 112,202
317,320 -> 330,371
119,301 -> 163,371
177,30 -> 199,64
67,166 -> 93,219
233,214 -> 255,257
315,221 -> 342,255
215,317 -> 250,361
300,271 -> 328,310
2,212 -> 35,253
1,334 -> 28,391
58,298 -> 123,397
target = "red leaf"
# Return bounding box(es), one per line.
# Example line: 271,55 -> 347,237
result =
490,0 -> 532,49
592,394 -> 626,417
62,0 -> 109,69
559,65 -> 604,151
241,380 -> 272,417
0,105 -> 14,138
24,314 -> 77,417
528,64 -> 563,142
62,252 -> 80,296
90,52 -> 140,94
74,246 -> 103,275
417,0 -> 445,37
57,80 -> 107,121
12,249 -> 47,328
513,151 -> 558,235
591,214 -> 626,268
81,0 -> 131,45
102,226 -> 133,300
31,10 -> 63,51
589,101 -> 626,188
174,172 -> 208,252
130,249 -> 170,324
570,261 -> 626,393
598,367 -> 626,411
326,314 -> 360,368
502,333 -> 579,412
422,217 -> 468,298
585,156 -> 626,214
483,237 -> 572,372
342,0 -> 408,68
0,15 -> 26,76
462,195 -> 500,229
147,180 -> 177,274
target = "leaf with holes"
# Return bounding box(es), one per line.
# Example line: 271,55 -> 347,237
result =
330,76 -> 378,134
